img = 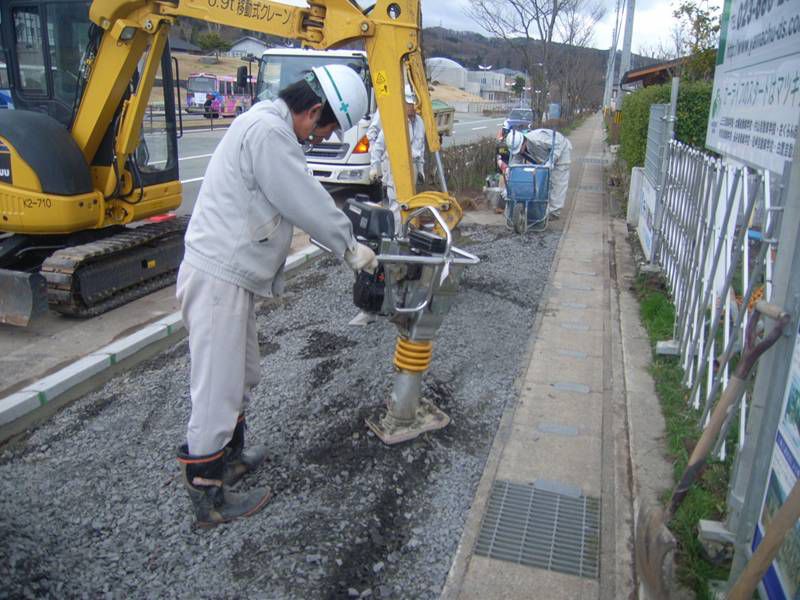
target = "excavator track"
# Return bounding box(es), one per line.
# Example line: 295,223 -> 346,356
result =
40,216 -> 190,318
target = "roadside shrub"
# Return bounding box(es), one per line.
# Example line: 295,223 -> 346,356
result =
423,137 -> 498,194
619,86 -> 670,168
619,80 -> 713,168
674,80 -> 713,149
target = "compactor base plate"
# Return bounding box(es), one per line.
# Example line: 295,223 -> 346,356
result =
366,399 -> 450,445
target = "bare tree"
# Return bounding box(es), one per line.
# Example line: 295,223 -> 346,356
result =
466,0 -> 605,121
552,0 -> 605,117
466,0 -> 577,123
637,31 -> 683,63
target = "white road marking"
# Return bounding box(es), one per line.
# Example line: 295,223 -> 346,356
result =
471,126 -> 488,131
180,125 -> 231,134
180,177 -> 204,184
178,153 -> 214,162
153,153 -> 214,166
452,117 -> 505,128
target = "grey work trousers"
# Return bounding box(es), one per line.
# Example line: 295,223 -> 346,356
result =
176,262 -> 260,455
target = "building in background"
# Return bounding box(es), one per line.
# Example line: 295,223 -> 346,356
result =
168,36 -> 202,55
620,57 -> 687,91
228,36 -> 269,58
466,70 -> 509,103
425,57 -> 467,89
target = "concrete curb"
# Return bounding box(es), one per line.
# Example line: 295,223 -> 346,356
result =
0,246 -> 324,439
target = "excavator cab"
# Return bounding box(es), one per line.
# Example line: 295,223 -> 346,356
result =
0,0 -> 179,189
0,1 -> 91,125
0,0 -> 182,324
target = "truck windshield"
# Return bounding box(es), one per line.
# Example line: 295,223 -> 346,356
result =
509,109 -> 532,120
256,54 -> 370,102
187,76 -> 217,93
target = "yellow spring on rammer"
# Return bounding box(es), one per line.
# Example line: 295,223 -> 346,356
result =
393,338 -> 433,373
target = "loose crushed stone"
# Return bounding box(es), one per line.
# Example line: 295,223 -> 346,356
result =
0,223 -> 559,599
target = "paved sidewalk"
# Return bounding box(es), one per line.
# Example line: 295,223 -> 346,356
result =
0,229 -> 310,397
443,114 -> 638,599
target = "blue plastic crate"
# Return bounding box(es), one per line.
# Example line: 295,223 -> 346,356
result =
506,164 -> 550,224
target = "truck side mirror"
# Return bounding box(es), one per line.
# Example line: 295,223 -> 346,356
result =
236,66 -> 248,91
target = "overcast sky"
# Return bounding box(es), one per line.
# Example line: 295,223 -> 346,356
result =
420,0 -> 725,54
283,0 -> 724,55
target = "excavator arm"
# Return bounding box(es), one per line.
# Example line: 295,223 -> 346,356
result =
76,0 -> 451,219
0,0 -> 460,324
2,0 -> 454,230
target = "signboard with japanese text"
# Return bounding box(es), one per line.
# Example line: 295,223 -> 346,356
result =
753,322 -> 800,600
706,0 -> 800,172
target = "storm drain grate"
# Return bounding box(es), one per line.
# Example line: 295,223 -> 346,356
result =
474,480 -> 601,579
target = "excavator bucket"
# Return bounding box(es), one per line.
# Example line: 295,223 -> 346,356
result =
0,269 -> 48,327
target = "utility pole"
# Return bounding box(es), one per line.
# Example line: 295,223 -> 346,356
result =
602,0 -> 624,109
618,0 -> 635,89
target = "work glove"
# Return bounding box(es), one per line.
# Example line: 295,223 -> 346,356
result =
344,243 -> 378,274
369,167 -> 380,183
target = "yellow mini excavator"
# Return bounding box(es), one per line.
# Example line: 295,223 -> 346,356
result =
0,0 -> 460,325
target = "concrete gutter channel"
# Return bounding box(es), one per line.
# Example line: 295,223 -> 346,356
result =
0,245 -> 324,443
0,114 -> 673,598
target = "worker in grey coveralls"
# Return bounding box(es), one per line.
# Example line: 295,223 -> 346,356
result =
175,64 -> 377,527
504,128 -> 572,218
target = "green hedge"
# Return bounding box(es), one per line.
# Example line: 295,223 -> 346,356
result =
619,81 -> 713,168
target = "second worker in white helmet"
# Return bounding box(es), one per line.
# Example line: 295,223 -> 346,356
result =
175,64 -> 376,527
369,84 -> 426,234
502,128 -> 572,218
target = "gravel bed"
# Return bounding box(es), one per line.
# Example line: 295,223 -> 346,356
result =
0,223 -> 559,599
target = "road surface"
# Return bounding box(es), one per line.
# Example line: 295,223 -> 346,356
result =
175,112 -> 505,214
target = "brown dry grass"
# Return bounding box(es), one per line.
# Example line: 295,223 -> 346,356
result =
174,54 -> 247,79
429,83 -> 484,104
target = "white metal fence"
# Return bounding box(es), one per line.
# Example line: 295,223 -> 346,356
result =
652,140 -> 783,457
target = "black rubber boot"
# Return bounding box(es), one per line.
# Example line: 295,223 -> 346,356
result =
223,415 -> 269,486
177,444 -> 271,528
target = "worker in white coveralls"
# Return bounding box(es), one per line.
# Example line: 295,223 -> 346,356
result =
502,129 -> 572,218
369,84 -> 426,232
175,65 -> 377,527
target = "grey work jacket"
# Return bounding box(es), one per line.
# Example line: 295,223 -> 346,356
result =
183,99 -> 357,297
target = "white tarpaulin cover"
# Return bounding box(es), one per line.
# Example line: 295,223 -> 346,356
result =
521,129 -> 573,213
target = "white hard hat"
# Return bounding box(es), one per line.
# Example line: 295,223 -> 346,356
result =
312,64 -> 369,132
505,130 -> 524,155
404,84 -> 417,104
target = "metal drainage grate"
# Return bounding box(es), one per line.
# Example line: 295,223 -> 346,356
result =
475,480 -> 601,579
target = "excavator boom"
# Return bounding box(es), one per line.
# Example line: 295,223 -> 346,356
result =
0,0 -> 459,324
